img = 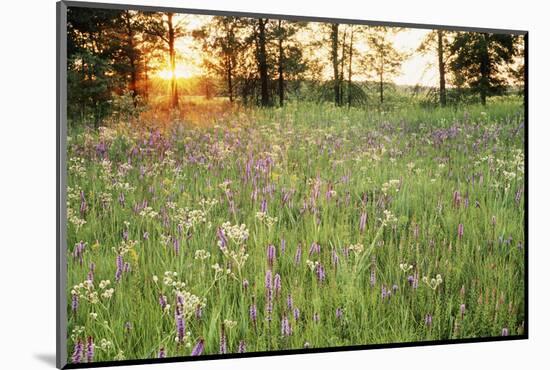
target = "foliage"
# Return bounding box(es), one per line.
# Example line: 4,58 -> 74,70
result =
449,33 -> 520,105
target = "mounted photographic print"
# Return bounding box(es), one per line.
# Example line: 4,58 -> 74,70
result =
56,1 -> 527,368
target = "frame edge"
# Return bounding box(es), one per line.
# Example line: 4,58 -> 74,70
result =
57,1 -> 69,369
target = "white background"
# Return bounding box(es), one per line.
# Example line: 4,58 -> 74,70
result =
0,0 -> 546,368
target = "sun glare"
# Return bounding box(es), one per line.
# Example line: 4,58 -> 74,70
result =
157,65 -> 195,80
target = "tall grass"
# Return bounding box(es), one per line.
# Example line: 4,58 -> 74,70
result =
66,99 -> 525,363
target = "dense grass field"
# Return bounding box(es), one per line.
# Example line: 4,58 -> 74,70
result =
66,99 -> 525,363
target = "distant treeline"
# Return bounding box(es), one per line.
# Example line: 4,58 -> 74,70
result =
67,7 -> 525,125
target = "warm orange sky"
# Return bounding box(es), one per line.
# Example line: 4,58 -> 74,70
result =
160,14 -> 441,87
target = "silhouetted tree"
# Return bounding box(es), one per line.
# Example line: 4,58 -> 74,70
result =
449,32 -> 518,105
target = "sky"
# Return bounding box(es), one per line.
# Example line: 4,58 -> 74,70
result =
163,14 -> 439,87
394,29 -> 438,86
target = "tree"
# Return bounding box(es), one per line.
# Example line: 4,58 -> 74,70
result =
193,16 -> 246,103
116,10 -> 144,106
362,27 -> 406,105
272,19 -> 307,106
507,35 -> 526,94
330,23 -> 341,106
418,29 -> 452,106
345,25 -> 362,108
145,12 -> 186,108
257,18 -> 270,107
67,7 -> 125,125
449,32 -> 518,105
138,22 -> 165,101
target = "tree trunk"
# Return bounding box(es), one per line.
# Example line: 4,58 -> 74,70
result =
226,55 -> 233,103
167,13 -> 179,109
143,59 -> 149,100
258,18 -> 270,107
437,30 -> 446,107
124,11 -> 138,107
277,20 -> 284,107
479,33 -> 490,106
347,28 -> 354,108
339,29 -> 347,106
331,23 -> 340,106
379,73 -> 384,105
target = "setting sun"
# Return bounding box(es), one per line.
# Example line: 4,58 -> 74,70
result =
157,65 -> 196,80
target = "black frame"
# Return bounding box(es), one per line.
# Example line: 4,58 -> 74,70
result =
56,1 -> 529,369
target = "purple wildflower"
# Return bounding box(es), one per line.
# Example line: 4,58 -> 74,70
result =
392,284 -> 399,293
460,304 -> 466,319
336,308 -> 343,320
266,289 -> 273,319
72,339 -> 83,364
267,244 -> 276,266
458,223 -> 464,240
407,272 -> 419,289
293,307 -> 300,321
281,315 -> 292,336
143,231 -> 149,240
86,337 -> 94,363
265,270 -> 273,290
242,279 -> 249,290
309,242 -> 320,256
175,310 -> 185,343
159,294 -> 167,311
176,293 -> 185,310
158,348 -> 166,358
219,325 -> 227,354
502,328 -> 509,336
294,244 -> 302,265
72,293 -> 79,313
280,239 -> 286,254
381,285 -> 389,300
260,198 -> 268,213
191,339 -> 205,356
115,255 -> 123,282
87,262 -> 95,282
452,190 -> 461,208
315,263 -> 326,283
370,268 -> 376,286
250,303 -> 257,325
73,241 -> 86,266
286,294 -> 293,310
217,227 -> 227,250
238,340 -> 246,353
